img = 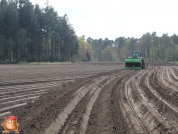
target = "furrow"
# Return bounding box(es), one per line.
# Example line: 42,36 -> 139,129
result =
124,72 -> 149,134
44,76 -> 108,134
139,68 -> 178,132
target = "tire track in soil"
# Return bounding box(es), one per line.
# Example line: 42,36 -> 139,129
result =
139,67 -> 178,133
0,70 -> 119,134
44,77 -> 107,134
0,75 -> 93,133
60,74 -> 119,134
160,67 -> 178,93
110,71 -> 139,133
152,67 -> 178,109
119,66 -> 178,134
0,81 -> 70,120
171,66 -> 178,80
60,70 -> 129,134
0,79 -> 74,87
124,71 -> 150,134
1,64 -> 178,134
138,69 -> 176,133
168,67 -> 178,85
85,70 -> 138,134
45,70 -> 125,134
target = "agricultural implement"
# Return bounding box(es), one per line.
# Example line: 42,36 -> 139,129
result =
83,50 -> 91,62
125,51 -> 145,70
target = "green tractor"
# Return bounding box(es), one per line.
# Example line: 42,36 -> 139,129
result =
124,51 -> 146,70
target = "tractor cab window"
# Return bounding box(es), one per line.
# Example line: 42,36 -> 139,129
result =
132,52 -> 139,57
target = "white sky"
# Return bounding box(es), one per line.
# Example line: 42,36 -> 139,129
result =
30,0 -> 178,40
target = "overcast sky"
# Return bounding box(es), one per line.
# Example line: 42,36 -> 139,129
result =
30,0 -> 178,40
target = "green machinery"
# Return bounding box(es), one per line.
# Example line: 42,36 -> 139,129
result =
125,51 -> 146,70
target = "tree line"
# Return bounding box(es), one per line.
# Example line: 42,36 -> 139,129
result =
1,0 -> 178,63
0,0 -> 78,63
85,32 -> 178,62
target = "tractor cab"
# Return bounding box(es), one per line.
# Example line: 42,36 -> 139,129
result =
132,51 -> 141,58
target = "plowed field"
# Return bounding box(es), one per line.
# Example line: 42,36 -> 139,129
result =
0,62 -> 178,134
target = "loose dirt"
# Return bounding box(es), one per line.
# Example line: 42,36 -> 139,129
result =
0,62 -> 178,134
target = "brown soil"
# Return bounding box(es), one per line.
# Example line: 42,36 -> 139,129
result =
0,62 -> 178,134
